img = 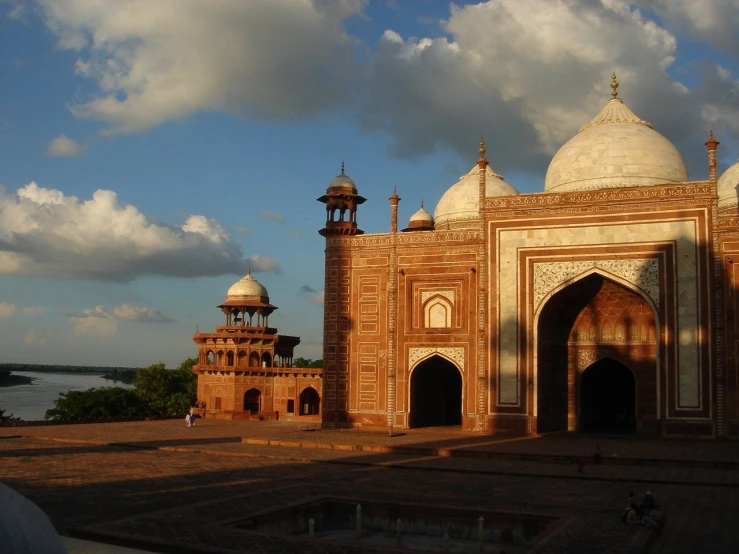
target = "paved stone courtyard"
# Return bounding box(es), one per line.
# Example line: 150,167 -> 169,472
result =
1,420 -> 738,553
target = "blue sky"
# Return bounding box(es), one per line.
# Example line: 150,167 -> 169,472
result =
1,0 -> 738,368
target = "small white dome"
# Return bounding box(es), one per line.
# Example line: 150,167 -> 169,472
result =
545,96 -> 688,193
409,202 -> 434,223
434,165 -> 518,229
226,271 -> 269,301
718,160 -> 739,210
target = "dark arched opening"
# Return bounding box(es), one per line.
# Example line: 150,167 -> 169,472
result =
410,356 -> 462,428
249,352 -> 260,367
299,387 -> 320,415
580,358 -> 635,432
537,274 -> 603,433
244,388 -> 261,414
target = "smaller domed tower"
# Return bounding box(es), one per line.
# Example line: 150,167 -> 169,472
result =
192,270 -> 322,421
317,163 -> 366,236
402,200 -> 435,232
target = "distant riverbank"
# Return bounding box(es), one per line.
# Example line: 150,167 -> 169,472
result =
0,370 -> 35,387
0,362 -> 137,374
0,371 -> 135,421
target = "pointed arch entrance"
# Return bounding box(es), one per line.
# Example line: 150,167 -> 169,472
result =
244,388 -> 261,414
299,387 -> 320,415
536,273 -> 657,434
410,356 -> 462,428
580,358 -> 635,432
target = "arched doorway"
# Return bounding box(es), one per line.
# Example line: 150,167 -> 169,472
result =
299,387 -> 320,415
536,273 -> 656,434
580,358 -> 635,432
244,388 -> 261,414
410,356 -> 462,428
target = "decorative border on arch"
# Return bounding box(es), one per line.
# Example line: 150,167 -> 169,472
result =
421,290 -> 456,304
576,349 -> 630,371
533,258 -> 659,310
408,346 -> 464,369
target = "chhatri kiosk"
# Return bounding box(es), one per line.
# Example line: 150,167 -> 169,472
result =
317,75 -> 739,439
192,270 -> 322,421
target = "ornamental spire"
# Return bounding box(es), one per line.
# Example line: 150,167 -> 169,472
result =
477,138 -> 488,169
611,72 -> 619,98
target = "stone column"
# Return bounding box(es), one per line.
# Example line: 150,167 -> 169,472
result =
388,188 -> 401,430
707,131 -> 726,438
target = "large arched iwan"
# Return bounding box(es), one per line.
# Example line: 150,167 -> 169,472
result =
410,355 -> 462,428
536,273 -> 657,433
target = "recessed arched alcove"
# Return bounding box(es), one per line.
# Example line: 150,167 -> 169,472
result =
580,358 -> 636,432
410,355 -> 462,428
537,272 -> 656,434
244,388 -> 261,414
299,387 -> 320,415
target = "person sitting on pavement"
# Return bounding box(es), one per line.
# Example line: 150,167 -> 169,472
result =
641,491 -> 656,511
643,505 -> 664,535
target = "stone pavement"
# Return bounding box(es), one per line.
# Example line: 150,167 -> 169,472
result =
1,420 -> 738,553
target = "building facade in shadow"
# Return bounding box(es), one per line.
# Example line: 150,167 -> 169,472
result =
317,75 -> 739,439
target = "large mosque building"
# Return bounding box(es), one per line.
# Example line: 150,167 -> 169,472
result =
317,75 -> 739,439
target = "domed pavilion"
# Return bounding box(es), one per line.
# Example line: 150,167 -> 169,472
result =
317,74 -> 739,439
192,270 -> 321,421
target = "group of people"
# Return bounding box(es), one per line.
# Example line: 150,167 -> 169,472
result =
185,406 -> 198,427
622,491 -> 664,535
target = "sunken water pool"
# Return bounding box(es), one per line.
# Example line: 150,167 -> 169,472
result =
232,497 -> 562,553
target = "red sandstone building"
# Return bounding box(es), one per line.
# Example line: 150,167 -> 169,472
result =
192,270 -> 321,421
317,76 -> 739,439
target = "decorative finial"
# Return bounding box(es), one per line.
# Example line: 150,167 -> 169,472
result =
420,199 -> 424,209
479,138 -> 486,159
393,184 -> 397,194
247,265 -> 251,276
341,161 -> 345,175
611,72 -> 619,97
710,129 -> 714,139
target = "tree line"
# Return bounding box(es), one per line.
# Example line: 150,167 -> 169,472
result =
41,358 -> 198,421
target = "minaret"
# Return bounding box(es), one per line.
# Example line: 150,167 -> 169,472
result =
318,162 -> 367,236
318,164 -> 366,427
476,139 -> 488,432
705,130 -> 719,183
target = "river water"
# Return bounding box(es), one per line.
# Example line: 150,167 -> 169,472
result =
0,371 -> 133,421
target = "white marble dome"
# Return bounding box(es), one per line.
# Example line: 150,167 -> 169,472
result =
718,160 -> 739,210
226,271 -> 269,302
434,165 -> 518,229
409,202 -> 434,224
544,96 -> 689,193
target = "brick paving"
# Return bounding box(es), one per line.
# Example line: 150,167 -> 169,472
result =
1,420 -> 738,553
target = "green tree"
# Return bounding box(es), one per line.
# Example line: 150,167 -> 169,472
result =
133,359 -> 197,416
1,408 -> 19,422
44,387 -> 147,420
294,357 -> 322,368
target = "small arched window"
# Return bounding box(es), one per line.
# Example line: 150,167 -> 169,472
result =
424,296 -> 453,328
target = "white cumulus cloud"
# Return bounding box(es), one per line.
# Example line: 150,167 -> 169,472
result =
46,134 -> 87,157
259,211 -> 284,223
0,302 -> 16,318
0,181 -> 249,281
299,285 -> 324,306
248,254 -> 279,273
24,330 -> 50,345
63,303 -> 173,323
22,306 -> 48,315
39,0 -> 367,134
